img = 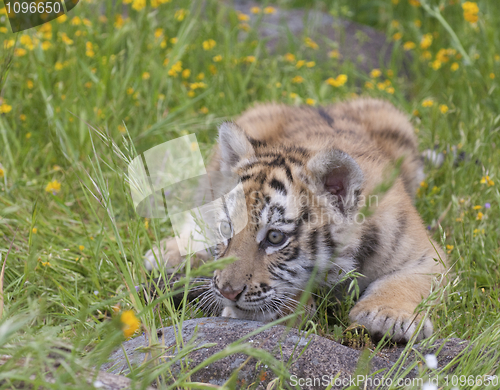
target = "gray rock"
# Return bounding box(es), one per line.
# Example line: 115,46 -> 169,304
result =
102,317 -> 468,389
228,0 -> 408,74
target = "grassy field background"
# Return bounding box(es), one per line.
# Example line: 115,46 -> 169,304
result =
0,0 -> 499,388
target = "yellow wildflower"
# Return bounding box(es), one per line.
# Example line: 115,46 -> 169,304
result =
370,69 -> 381,78
202,39 -> 216,50
197,72 -> 205,80
0,103 -> 12,113
403,41 -> 416,50
60,32 -> 73,45
182,69 -> 191,78
480,175 -> 494,186
284,53 -> 296,63
289,92 -> 298,99
41,41 -> 51,50
26,132 -> 32,139
86,41 -> 95,57
446,244 -> 454,254
476,212 -> 483,220
244,55 -> 256,63
392,32 -> 402,41
365,81 -> 374,89
275,82 -> 282,88
55,62 -> 64,70
439,104 -> 449,114
292,75 -> 304,84
326,74 -> 348,87
142,72 -> 150,80
45,179 -> 61,195
451,62 -> 459,71
237,12 -> 250,21
213,55 -> 222,62
387,87 -> 395,94
431,60 -> 442,70
32,227 -> 37,234
304,37 -> 318,50
121,310 -> 140,338
115,14 -> 124,28
263,6 -> 276,14
422,99 -> 434,107
127,87 -> 134,95
306,98 -> 316,106
175,9 -> 187,21
462,1 -> 479,24
414,19 -> 422,28
58,14 -> 67,23
79,245 -> 85,251
329,50 -> 340,59
409,0 -> 420,6
189,82 -> 207,90
154,28 -> 163,38
71,16 -> 81,25
250,6 -> 260,14
296,60 -> 305,69
238,23 -> 250,31
490,73 -> 495,79
20,34 -> 34,50
4,39 -> 15,49
132,0 -> 146,11
15,48 -> 27,57
168,60 -> 182,76
0,165 -> 4,178
20,114 -> 27,121
199,106 -> 209,114
420,33 -> 433,49
306,61 -> 315,68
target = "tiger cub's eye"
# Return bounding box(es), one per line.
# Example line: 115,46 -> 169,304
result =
219,221 -> 232,238
266,230 -> 286,245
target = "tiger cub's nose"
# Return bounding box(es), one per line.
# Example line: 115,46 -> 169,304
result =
218,285 -> 245,301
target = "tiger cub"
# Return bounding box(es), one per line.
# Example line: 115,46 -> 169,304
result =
144,98 -> 446,342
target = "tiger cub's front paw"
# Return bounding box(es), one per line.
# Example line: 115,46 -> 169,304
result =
349,302 -> 433,343
144,237 -> 211,272
143,238 -> 184,272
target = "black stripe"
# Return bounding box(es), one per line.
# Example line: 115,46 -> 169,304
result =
247,136 -> 266,148
354,224 -> 380,266
391,215 -> 407,254
308,229 -> 318,258
377,129 -> 415,149
317,107 -> 334,126
322,225 -> 337,252
269,178 -> 287,195
284,244 -> 300,262
277,262 -> 297,277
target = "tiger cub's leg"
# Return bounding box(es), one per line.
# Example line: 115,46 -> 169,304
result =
349,258 -> 443,342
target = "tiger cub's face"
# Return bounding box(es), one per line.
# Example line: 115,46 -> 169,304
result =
209,122 -> 364,321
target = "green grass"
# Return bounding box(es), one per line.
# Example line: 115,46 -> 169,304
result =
0,0 -> 499,388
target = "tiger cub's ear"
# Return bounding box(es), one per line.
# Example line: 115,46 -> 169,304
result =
307,149 -> 364,214
218,122 -> 255,171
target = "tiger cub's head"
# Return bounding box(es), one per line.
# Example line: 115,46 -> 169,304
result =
210,122 -> 365,321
